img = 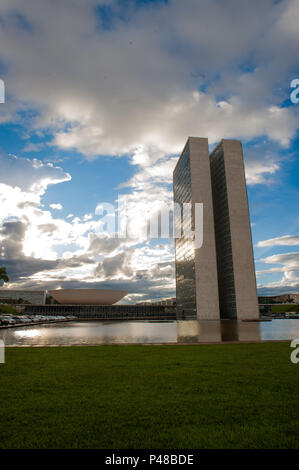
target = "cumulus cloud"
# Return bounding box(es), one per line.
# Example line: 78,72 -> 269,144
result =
0,153 -> 99,281
0,154 -> 71,194
0,220 -> 27,259
37,223 -> 58,235
95,250 -> 134,280
241,142 -> 285,185
258,252 -> 299,288
0,153 -> 73,261
0,219 -> 59,282
0,0 -> 298,298
0,150 -> 174,298
88,233 -> 123,256
257,234 -> 299,247
261,252 -> 299,266
245,159 -> 280,185
49,203 -> 63,210
0,0 -> 298,160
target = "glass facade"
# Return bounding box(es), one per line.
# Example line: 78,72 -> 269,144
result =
24,304 -> 176,320
0,290 -> 46,305
173,144 -> 197,319
210,146 -> 237,319
174,137 -> 257,321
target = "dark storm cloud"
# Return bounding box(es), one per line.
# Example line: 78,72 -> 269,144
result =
0,218 -> 96,282
88,234 -> 123,255
94,250 -> 134,278
0,258 -> 58,282
0,220 -> 27,259
56,255 -> 96,269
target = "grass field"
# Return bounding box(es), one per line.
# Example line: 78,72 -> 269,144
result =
271,304 -> 299,313
0,343 -> 298,449
0,305 -> 18,314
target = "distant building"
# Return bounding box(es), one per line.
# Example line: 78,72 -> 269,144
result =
258,304 -> 272,315
258,293 -> 299,304
0,290 -> 46,305
173,137 -> 259,321
47,289 -> 127,305
0,288 -> 129,305
137,297 -> 176,307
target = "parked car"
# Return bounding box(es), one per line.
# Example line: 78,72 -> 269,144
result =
18,316 -> 32,324
0,316 -> 16,325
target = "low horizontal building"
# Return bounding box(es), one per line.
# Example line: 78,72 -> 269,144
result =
23,303 -> 176,320
0,288 -> 128,306
258,293 -> 299,304
0,290 -> 46,305
137,297 -> 176,307
48,289 -> 128,305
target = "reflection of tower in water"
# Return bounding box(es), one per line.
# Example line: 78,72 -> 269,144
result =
177,320 -> 261,343
237,321 -> 261,342
177,321 -> 221,343
220,321 -> 239,342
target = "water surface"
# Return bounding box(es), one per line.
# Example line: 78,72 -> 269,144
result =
1,319 -> 299,346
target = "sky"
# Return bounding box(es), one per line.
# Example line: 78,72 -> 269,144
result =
0,0 -> 298,303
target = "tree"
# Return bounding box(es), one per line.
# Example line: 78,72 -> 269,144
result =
0,267 -> 9,284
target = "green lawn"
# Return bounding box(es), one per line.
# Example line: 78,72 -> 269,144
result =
0,343 -> 298,449
271,304 -> 299,313
0,305 -> 18,314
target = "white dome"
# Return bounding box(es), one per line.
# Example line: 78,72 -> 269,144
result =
48,289 -> 128,305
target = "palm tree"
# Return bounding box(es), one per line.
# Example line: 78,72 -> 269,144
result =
0,267 -> 9,284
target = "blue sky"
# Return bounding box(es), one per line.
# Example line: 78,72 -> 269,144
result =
0,0 -> 298,301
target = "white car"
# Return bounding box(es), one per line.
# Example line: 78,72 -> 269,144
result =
19,317 -> 32,323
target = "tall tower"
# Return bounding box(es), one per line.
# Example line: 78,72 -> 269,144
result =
173,137 -> 220,320
173,137 -> 259,321
210,139 -> 259,320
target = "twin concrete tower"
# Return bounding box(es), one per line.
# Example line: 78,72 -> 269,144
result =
173,137 -> 259,321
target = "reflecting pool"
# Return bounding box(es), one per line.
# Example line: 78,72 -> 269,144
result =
0,319 -> 299,346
